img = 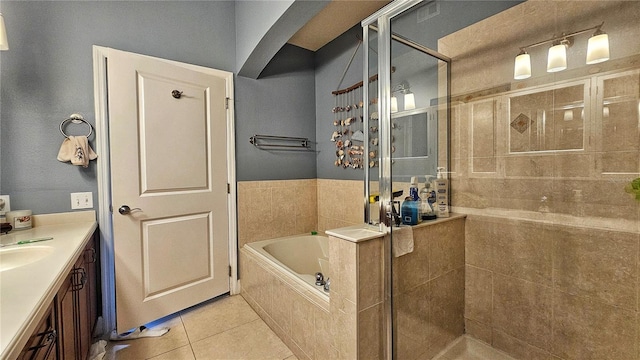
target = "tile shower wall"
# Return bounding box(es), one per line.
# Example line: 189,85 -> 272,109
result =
465,215 -> 639,360
394,217 -> 466,360
439,1 -> 640,359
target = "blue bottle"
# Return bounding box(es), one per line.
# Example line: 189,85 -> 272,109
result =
409,176 -> 420,201
401,197 -> 419,225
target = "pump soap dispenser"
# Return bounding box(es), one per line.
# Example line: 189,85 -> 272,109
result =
419,175 -> 437,220
435,167 -> 449,218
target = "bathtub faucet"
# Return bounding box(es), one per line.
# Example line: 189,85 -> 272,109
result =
315,272 -> 325,286
324,278 -> 330,293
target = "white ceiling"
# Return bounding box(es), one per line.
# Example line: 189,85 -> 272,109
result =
287,0 -> 390,51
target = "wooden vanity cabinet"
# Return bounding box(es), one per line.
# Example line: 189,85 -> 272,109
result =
55,234 -> 99,360
17,232 -> 99,360
17,302 -> 57,360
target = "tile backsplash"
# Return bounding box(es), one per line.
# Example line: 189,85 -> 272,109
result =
237,179 -> 363,247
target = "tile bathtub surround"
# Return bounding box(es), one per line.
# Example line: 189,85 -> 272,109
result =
326,234 -> 385,359
317,179 -> 364,233
237,179 -> 365,247
240,248 -> 332,360
464,214 -> 640,359
237,179 -> 318,247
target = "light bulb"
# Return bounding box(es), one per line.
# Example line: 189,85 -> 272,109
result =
586,33 -> 609,64
514,52 -> 531,80
391,96 -> 398,113
564,110 -> 574,121
547,43 -> 567,72
0,13 -> 8,51
404,93 -> 415,110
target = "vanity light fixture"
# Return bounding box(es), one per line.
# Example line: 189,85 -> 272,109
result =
547,39 -> 569,73
404,92 -> 416,110
586,26 -> 609,64
563,109 -> 574,121
390,96 -> 398,113
513,22 -> 609,80
513,50 -> 531,80
0,13 -> 8,51
391,83 -> 415,111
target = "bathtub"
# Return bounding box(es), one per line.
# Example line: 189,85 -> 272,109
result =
244,234 -> 330,296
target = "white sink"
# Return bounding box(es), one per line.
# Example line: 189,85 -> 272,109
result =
0,246 -> 54,272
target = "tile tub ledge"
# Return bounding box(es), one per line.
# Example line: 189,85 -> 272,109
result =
325,224 -> 384,243
326,214 -> 467,242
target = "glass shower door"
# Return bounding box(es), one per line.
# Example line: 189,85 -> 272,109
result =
363,1 -> 451,358
389,10 -> 451,359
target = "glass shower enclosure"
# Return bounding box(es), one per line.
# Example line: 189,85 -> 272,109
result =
362,1 -> 451,358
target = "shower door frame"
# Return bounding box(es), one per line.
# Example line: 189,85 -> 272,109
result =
362,1 -> 452,358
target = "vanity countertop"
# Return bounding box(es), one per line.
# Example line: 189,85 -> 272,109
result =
0,211 -> 97,360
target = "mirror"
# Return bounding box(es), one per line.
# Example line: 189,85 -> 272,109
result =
509,82 -> 587,153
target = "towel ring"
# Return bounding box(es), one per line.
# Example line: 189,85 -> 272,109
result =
60,113 -> 93,138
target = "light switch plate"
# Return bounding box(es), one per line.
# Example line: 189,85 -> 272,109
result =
0,195 -> 10,216
71,192 -> 93,209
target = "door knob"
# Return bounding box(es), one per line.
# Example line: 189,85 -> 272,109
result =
118,205 -> 141,215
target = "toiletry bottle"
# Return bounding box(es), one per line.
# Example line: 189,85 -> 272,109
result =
435,167 -> 449,218
409,176 -> 420,201
401,196 -> 419,225
419,176 -> 437,220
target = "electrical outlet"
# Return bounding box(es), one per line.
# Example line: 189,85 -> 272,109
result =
71,192 -> 93,209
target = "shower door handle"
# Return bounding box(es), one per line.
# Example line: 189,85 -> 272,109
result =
118,205 -> 142,215
384,201 -> 401,227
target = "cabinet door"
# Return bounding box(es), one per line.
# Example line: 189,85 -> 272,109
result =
54,234 -> 100,360
56,270 -> 76,360
83,235 -> 100,337
18,302 -> 57,360
76,264 -> 90,360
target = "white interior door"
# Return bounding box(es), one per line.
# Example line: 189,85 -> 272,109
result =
106,48 -> 231,333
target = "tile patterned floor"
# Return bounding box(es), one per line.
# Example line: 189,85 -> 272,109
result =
104,295 -> 511,360
104,295 -> 297,360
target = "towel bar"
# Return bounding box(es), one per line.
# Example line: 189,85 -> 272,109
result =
60,113 -> 93,138
249,134 -> 310,149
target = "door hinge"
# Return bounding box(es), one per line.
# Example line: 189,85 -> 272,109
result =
109,204 -> 113,213
229,265 -> 232,277
225,97 -> 230,109
227,183 -> 231,194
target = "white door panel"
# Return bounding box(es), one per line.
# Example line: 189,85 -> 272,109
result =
107,48 -> 231,333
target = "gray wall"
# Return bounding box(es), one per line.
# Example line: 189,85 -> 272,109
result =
235,0 -> 293,76
314,1 -> 524,180
0,1 -> 236,214
314,26 -> 365,180
235,0 -> 328,78
0,0 -> 526,214
236,44 -> 317,181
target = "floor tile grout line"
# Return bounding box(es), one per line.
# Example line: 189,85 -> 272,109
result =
188,317 -> 265,348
